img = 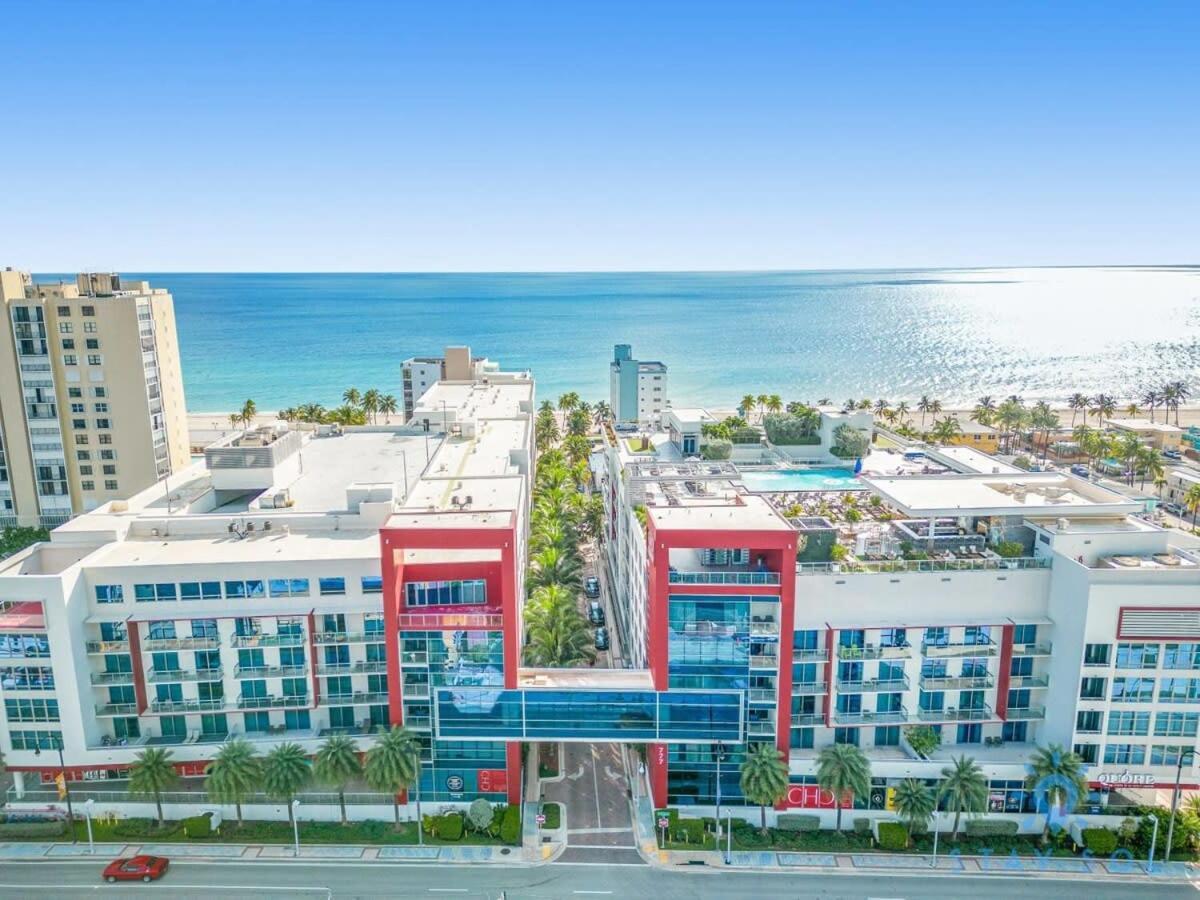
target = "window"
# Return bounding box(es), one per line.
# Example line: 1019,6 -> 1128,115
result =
134,583 -> 177,602
1079,677 -> 1107,700
104,479 -> 118,491
1074,743 -> 1099,764
99,434 -> 112,444
96,418 -> 111,430
57,305 -> 70,316
4,698 -> 60,722
58,322 -> 72,334
81,305 -> 95,316
75,435 -> 89,446
1002,721 -> 1028,742
1155,712 -> 1200,738
285,709 -> 311,730
1116,643 -> 1160,669
269,578 -> 310,597
405,579 -> 486,606
70,402 -> 85,413
1103,744 -> 1146,765
1163,644 -> 1200,670
77,450 -> 90,461
61,339 -> 75,350
72,418 -> 86,430
924,627 -> 948,647
1107,711 -> 1151,736
179,581 -> 222,601
85,338 -> 99,350
83,320 -> 97,332
1083,644 -> 1111,667
87,354 -> 102,366
93,387 -> 106,398
956,724 -> 982,744
1012,623 -> 1037,645
280,646 -> 305,668
833,727 -> 860,745
191,619 -> 218,638
874,726 -> 900,746
1150,745 -> 1193,767
224,580 -> 266,600
244,712 -> 271,733
1076,710 -> 1103,733
9,730 -> 63,750
95,585 -> 124,604
319,577 -> 346,596
100,449 -> 114,459
146,621 -> 177,639
63,354 -> 77,365
1158,678 -> 1200,703
361,575 -> 383,594
1111,677 -> 1155,702
102,464 -> 116,475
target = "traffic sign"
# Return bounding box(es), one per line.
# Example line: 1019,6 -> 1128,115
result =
657,816 -> 669,828
535,813 -> 546,826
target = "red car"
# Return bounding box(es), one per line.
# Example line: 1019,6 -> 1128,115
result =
103,855 -> 169,883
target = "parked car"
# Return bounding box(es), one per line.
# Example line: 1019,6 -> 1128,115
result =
588,600 -> 606,625
584,576 -> 600,598
103,855 -> 169,883
1163,449 -> 1182,460
1070,464 -> 1090,478
594,627 -> 610,651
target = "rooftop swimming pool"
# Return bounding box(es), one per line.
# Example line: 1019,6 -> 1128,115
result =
739,466 -> 865,493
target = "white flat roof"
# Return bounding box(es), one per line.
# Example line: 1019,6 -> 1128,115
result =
934,446 -> 1022,475
285,432 -> 435,512
412,379 -> 532,420
862,472 -> 1142,517
648,494 -> 791,532
1109,418 -> 1183,433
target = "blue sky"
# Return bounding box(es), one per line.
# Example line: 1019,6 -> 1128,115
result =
2,1 -> 1197,270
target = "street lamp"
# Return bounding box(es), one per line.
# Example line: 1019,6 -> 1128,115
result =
35,734 -> 75,843
414,765 -> 424,846
714,741 -> 725,845
1165,747 -> 1196,863
291,800 -> 301,857
84,799 -> 95,855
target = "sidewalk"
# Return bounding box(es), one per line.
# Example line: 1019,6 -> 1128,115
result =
648,845 -> 1199,882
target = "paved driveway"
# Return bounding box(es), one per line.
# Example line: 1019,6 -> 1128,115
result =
542,742 -> 634,847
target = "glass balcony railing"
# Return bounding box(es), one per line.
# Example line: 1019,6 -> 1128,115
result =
834,707 -> 908,725
1008,675 -> 1050,689
668,570 -> 781,586
747,688 -> 777,704
90,670 -> 134,685
148,667 -> 224,683
313,632 -> 386,645
234,664 -> 307,679
86,640 -> 130,654
1012,642 -> 1053,657
790,712 -> 824,727
749,654 -> 779,670
230,633 -> 306,648
792,648 -> 828,662
919,674 -> 994,690
747,720 -> 776,736
917,706 -> 993,722
798,557 -> 1050,575
792,681 -> 827,695
142,636 -> 220,652
318,660 -> 389,675
921,640 -> 998,658
236,694 -> 309,710
149,698 -> 227,714
95,702 -> 138,717
836,644 -> 912,661
326,691 -> 389,705
1006,706 -> 1046,720
836,676 -> 910,693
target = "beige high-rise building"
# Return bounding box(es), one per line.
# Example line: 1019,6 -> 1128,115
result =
0,268 -> 189,527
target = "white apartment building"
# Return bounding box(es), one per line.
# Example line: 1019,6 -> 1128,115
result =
609,344 -> 667,426
401,346 -> 500,422
0,269 -> 189,527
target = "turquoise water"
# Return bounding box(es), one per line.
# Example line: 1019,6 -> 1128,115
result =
738,467 -> 864,493
35,267 -> 1200,411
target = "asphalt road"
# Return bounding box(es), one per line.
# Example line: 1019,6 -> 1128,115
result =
0,860 -> 1191,899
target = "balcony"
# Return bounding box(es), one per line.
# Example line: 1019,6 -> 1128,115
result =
395,612 -> 503,630
790,713 -> 824,727
797,556 -> 1050,575
230,633 -> 306,648
834,707 -> 908,725
792,681 -> 827,695
917,706 -> 993,722
1006,706 -> 1046,721
837,643 -> 913,661
750,621 -> 780,637
1012,642 -> 1053,657
836,676 -> 910,693
1008,675 -> 1049,689
233,664 -> 307,679
90,670 -> 134,685
325,691 -> 389,706
793,648 -> 828,662
747,720 -> 776,737
749,654 -> 779,670
95,702 -> 138,717
86,639 -> 129,654
668,570 -> 781,586
313,631 -> 386,645
401,651 -> 428,666
237,694 -> 309,710
318,660 -> 388,676
919,674 -> 994,690
402,683 -> 431,699
921,640 -> 997,658
142,636 -> 220,652
150,698 -> 227,714
148,668 -> 224,683
747,688 -> 777,704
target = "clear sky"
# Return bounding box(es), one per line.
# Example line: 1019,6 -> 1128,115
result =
2,1 -> 1197,271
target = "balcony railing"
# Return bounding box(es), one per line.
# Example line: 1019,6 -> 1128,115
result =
325,691 -> 389,706
919,674 -> 994,690
747,688 -> 777,704
1008,675 -> 1049,689
313,631 -> 386,645
234,664 -> 307,679
836,644 -> 913,661
668,570 -> 781,586
793,648 -> 828,662
833,707 -> 908,725
798,556 -> 1050,576
147,667 -> 224,683
237,694 -> 309,710
836,676 -> 910,693
401,651 -> 428,666
749,654 -> 779,670
402,683 -> 431,698
1006,706 -> 1046,720
747,720 -> 776,736
86,640 -> 129,654
921,640 -> 997,658
230,633 -> 306,648
90,670 -> 134,685
750,621 -> 780,636
792,681 -> 828,695
790,713 -> 824,727
318,660 -> 389,675
95,702 -> 138,717
149,698 -> 227,714
917,706 -> 993,722
1012,642 -> 1053,657
395,612 -> 503,630
142,636 -> 220,652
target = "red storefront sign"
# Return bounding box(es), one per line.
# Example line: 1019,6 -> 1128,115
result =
784,784 -> 852,809
653,744 -> 667,766
477,768 -> 507,793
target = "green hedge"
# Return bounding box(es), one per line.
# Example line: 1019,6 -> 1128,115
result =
540,803 -> 561,830
877,822 -> 908,851
438,814 -> 464,841
853,818 -> 872,834
671,818 -> 707,844
499,805 -> 521,844
964,819 -> 1019,836
701,440 -> 732,460
1082,828 -> 1118,856
182,813 -> 212,838
776,814 -> 820,832
0,820 -> 67,838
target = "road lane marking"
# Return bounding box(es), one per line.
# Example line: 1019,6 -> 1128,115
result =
427,890 -> 468,894
572,892 -> 614,895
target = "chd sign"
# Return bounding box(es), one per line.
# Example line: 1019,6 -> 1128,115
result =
783,784 -> 852,809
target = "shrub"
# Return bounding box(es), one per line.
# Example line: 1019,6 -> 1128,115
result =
877,821 -> 909,851
182,813 -> 212,838
853,818 -> 872,834
0,820 -> 67,838
963,819 -> 1019,836
776,814 -> 820,832
903,725 -> 942,757
993,540 -> 1026,558
701,439 -> 732,460
830,424 -> 870,459
437,814 -> 464,841
1082,828 -> 1118,856
499,804 -> 522,844
467,798 -> 494,832
540,803 -> 561,830
673,818 -> 707,844
763,410 -> 821,445
729,427 -> 762,445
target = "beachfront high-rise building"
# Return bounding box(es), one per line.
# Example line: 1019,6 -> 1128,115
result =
401,346 -> 499,422
0,269 -> 189,528
609,344 -> 667,426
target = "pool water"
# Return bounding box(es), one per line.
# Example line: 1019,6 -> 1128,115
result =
739,467 -> 864,493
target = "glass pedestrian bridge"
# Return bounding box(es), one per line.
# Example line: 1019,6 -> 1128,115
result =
433,687 -> 744,743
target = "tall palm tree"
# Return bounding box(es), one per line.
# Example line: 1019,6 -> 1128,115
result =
538,399 -> 555,416
379,394 -> 398,423
917,395 -> 933,428
363,726 -> 421,829
815,743 -> 871,831
1136,446 -> 1163,491
277,407 -> 297,423
314,734 -> 362,825
740,395 -> 757,421
756,394 -> 770,421
342,387 -> 361,408
206,738 -> 261,827
1026,744 -> 1087,842
1167,380 -> 1190,426
129,747 -> 179,828
971,397 -> 996,428
1185,483 -> 1200,532
527,546 -> 583,593
239,399 -> 257,431
892,778 -> 936,846
1142,388 -> 1161,423
567,408 -> 590,437
523,584 -> 596,666
739,742 -> 789,834
873,399 -> 890,418
894,400 -> 910,426
592,401 -> 612,427
361,388 -> 381,424
535,415 -> 560,448
262,742 -> 312,826
766,394 -> 783,415
937,755 -> 988,839
929,416 -> 963,444
1090,393 -> 1116,427
1067,392 -> 1090,427
557,392 -> 581,412
1124,402 -> 1141,418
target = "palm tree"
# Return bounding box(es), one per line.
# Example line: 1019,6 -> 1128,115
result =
592,401 -> 612,427
937,755 -> 988,839
929,416 -> 963,444
527,546 -> 583,593
1136,446 -> 1163,491
567,408 -> 590,437
739,742 -> 789,834
379,394 -> 398,423
894,400 -> 910,426
239,399 -> 257,431
873,399 -> 890,418
971,397 -> 996,428
1167,380 -> 1190,426
766,394 -> 783,415
262,742 -> 312,826
228,413 -> 241,431
342,387 -> 361,408
917,395 -> 933,428
1026,744 -> 1087,842
523,584 -> 596,666
815,743 -> 871,831
557,392 -> 581,412
1142,388 -> 1161,423
361,388 -> 381,424
277,407 -> 297,423
206,738 -> 261,827
892,778 -> 936,846
314,734 -> 362,825
740,394 -> 757,421
363,726 -> 421,829
129,747 -> 178,828
1068,392 -> 1090,427
538,399 -> 554,416
1090,393 -> 1116,427
1185,483 -> 1200,532
535,416 -> 560,448
1124,402 -> 1141,418
756,394 -> 770,421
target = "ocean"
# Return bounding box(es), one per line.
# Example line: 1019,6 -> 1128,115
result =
38,267 -> 1200,412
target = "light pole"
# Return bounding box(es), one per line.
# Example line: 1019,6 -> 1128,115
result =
291,800 -> 300,857
1165,748 -> 1195,863
84,799 -> 95,855
1147,813 -> 1160,873
35,734 -> 75,843
714,741 -> 724,844
414,765 -> 424,846
930,813 -> 940,867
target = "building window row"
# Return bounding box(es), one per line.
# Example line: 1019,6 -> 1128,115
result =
1103,743 -> 1196,767
405,579 -> 487,607
0,665 -> 55,690
4,697 -> 60,722
107,575 -> 384,605
1085,641 -> 1200,670
8,729 -> 62,750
